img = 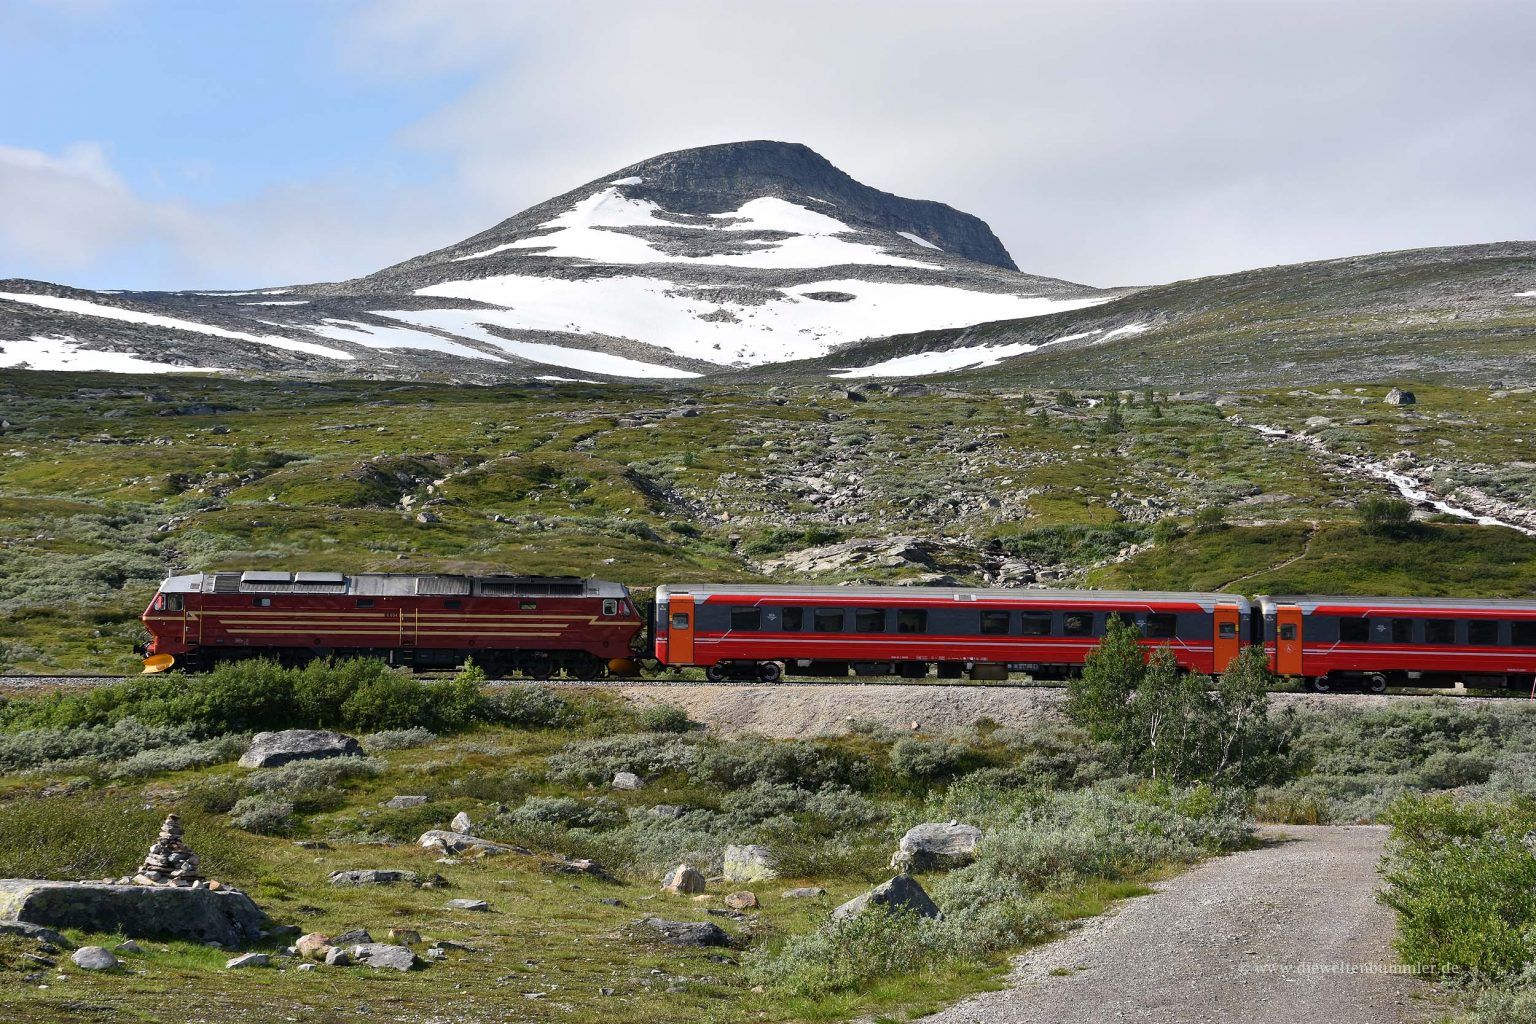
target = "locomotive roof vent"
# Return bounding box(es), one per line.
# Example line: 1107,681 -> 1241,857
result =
241,571 -> 292,585
294,571 -> 347,592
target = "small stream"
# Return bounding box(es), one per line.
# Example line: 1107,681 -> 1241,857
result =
1245,422 -> 1536,536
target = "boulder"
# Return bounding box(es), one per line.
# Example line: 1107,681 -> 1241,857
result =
383,795 -> 428,809
781,886 -> 827,899
418,830 -> 524,857
660,864 -> 705,895
445,899 -> 489,912
296,932 -> 332,960
1386,388 -> 1417,406
238,730 -> 363,769
723,891 -> 758,910
450,811 -> 473,834
831,875 -> 942,922
386,928 -> 420,945
648,804 -> 686,819
0,879 -> 268,947
327,869 -> 418,887
540,858 -> 617,882
351,942 -> 418,971
332,928 -> 372,945
891,822 -> 983,872
722,844 -> 778,882
71,946 -> 120,971
323,947 -> 353,967
612,771 -> 645,791
226,952 -> 269,969
634,916 -> 731,947
0,920 -> 73,947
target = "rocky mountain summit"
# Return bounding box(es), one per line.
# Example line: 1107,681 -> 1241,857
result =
0,141 -> 1109,381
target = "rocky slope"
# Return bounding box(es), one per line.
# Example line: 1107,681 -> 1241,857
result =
0,141 -> 1109,382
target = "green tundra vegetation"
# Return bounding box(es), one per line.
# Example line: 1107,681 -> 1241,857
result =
3,370 -> 1536,674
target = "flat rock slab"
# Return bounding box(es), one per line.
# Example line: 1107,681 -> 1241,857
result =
328,869 -> 418,887
418,830 -> 526,857
921,825 -> 1441,1024
239,729 -> 363,768
351,943 -> 417,971
0,920 -> 73,947
635,916 -> 731,947
0,879 -> 268,948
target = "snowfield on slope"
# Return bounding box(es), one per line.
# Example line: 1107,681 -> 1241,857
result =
412,275 -> 1106,366
0,334 -> 224,373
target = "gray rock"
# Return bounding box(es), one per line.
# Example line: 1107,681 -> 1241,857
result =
323,947 -> 352,967
115,939 -> 143,954
445,899 -> 490,912
648,804 -> 686,819
238,730 -> 363,769
418,830 -> 524,857
331,928 -> 372,945
832,874 -> 941,922
450,811 -> 473,833
327,869 -> 418,887
425,947 -> 447,961
226,952 -> 269,969
634,916 -> 731,947
891,822 -> 983,872
0,879 -> 267,947
351,942 -> 418,971
722,844 -> 778,882
0,920 -> 73,947
71,946 -> 120,971
781,887 -> 828,899
660,864 -> 706,895
612,771 -> 644,791
383,795 -> 428,809
297,962 -> 318,971
1386,387 -> 1417,405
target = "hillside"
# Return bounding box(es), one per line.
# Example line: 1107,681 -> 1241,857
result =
0,142 -> 1108,382
776,242 -> 1536,387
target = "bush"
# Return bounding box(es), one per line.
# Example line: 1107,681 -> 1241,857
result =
719,781 -> 886,828
546,732 -> 707,785
487,685 -> 577,729
363,727 -> 436,751
699,738 -> 866,790
746,908 -> 943,997
1357,495 -> 1414,535
108,734 -> 249,779
888,736 -> 970,782
638,704 -> 695,734
242,756 -> 385,798
1380,794 -> 1536,978
229,793 -> 296,835
0,718 -> 199,772
504,795 -> 625,830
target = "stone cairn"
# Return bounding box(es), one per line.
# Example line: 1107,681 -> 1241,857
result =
115,814 -> 215,889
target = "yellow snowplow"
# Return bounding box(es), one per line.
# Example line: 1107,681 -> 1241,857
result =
141,653 -> 176,675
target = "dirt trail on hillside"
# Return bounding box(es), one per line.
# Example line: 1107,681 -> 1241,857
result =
922,825 -> 1442,1024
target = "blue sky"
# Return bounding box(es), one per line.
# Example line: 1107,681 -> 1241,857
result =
3,0 -> 1535,290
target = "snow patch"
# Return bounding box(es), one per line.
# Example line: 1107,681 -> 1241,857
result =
898,231 -> 942,251
0,334 -> 224,373
0,291 -> 352,360
187,289 -> 292,296
1097,323 -> 1150,343
239,300 -> 310,306
832,341 -> 1045,378
302,319 -> 505,362
1516,291 -> 1536,297
710,196 -> 849,234
609,176 -> 642,185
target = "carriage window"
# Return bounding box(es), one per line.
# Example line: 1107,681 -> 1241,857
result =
671,612 -> 689,629
813,608 -> 845,632
730,608 -> 762,631
1338,618 -> 1369,643
1424,619 -> 1455,644
603,599 -> 619,616
253,597 -> 272,607
1218,621 -> 1237,640
1021,612 -> 1052,636
166,594 -> 184,612
521,601 -> 538,610
1389,618 -> 1413,643
980,610 -> 1010,635
1063,611 -> 1094,636
1146,614 -> 1177,639
1280,623 -> 1298,641
781,607 -> 804,631
897,609 -> 927,633
1513,621 -> 1536,647
854,608 -> 886,633
1468,620 -> 1499,645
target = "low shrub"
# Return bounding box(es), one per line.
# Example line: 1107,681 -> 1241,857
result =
546,732 -> 707,785
108,733 -> 249,778
745,908 -> 944,997
504,795 -> 625,830
888,736 -> 971,782
487,685 -> 577,729
638,704 -> 695,734
362,727 -> 437,751
719,781 -> 887,828
698,738 -> 866,790
0,718 -> 198,772
242,756 -> 385,798
229,793 -> 296,836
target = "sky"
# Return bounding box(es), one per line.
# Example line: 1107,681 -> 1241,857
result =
2,0 -> 1534,291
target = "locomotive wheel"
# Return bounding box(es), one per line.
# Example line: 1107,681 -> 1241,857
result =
527,654 -> 554,681
757,661 -> 783,684
705,663 -> 727,683
1365,673 -> 1388,694
1309,675 -> 1332,693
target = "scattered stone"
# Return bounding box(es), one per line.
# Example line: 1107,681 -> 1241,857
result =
0,921 -> 73,947
323,947 -> 353,967
418,830 -> 525,857
781,887 -> 827,899
599,897 -> 625,907
661,864 -> 706,895
226,952 -> 269,969
648,804 -> 686,819
722,844 -> 778,882
292,840 -> 331,850
296,933 -> 333,960
634,917 -> 731,947
1386,387 -> 1417,406
351,943 -> 418,971
612,771 -> 645,791
297,962 -> 318,972
71,946 -> 119,971
541,857 -> 618,882
114,940 -> 143,954
238,729 -> 363,769
832,875 -> 942,922
445,899 -> 490,912
425,947 -> 446,961
724,891 -> 758,910
383,795 -> 428,810
428,939 -> 476,952
450,811 -> 473,833
387,928 -> 421,945
328,869 -> 418,887
332,928 -> 373,945
891,821 -> 983,872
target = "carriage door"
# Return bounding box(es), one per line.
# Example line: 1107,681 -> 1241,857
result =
1212,603 -> 1241,673
668,595 -> 696,665
1275,605 -> 1304,677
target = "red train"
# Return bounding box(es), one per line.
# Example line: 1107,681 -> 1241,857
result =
138,570 -> 644,678
140,572 -> 1536,692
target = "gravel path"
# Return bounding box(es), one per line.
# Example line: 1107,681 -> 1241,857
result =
922,825 -> 1444,1024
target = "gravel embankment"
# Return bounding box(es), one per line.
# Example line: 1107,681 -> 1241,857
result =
923,825 -> 1445,1024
